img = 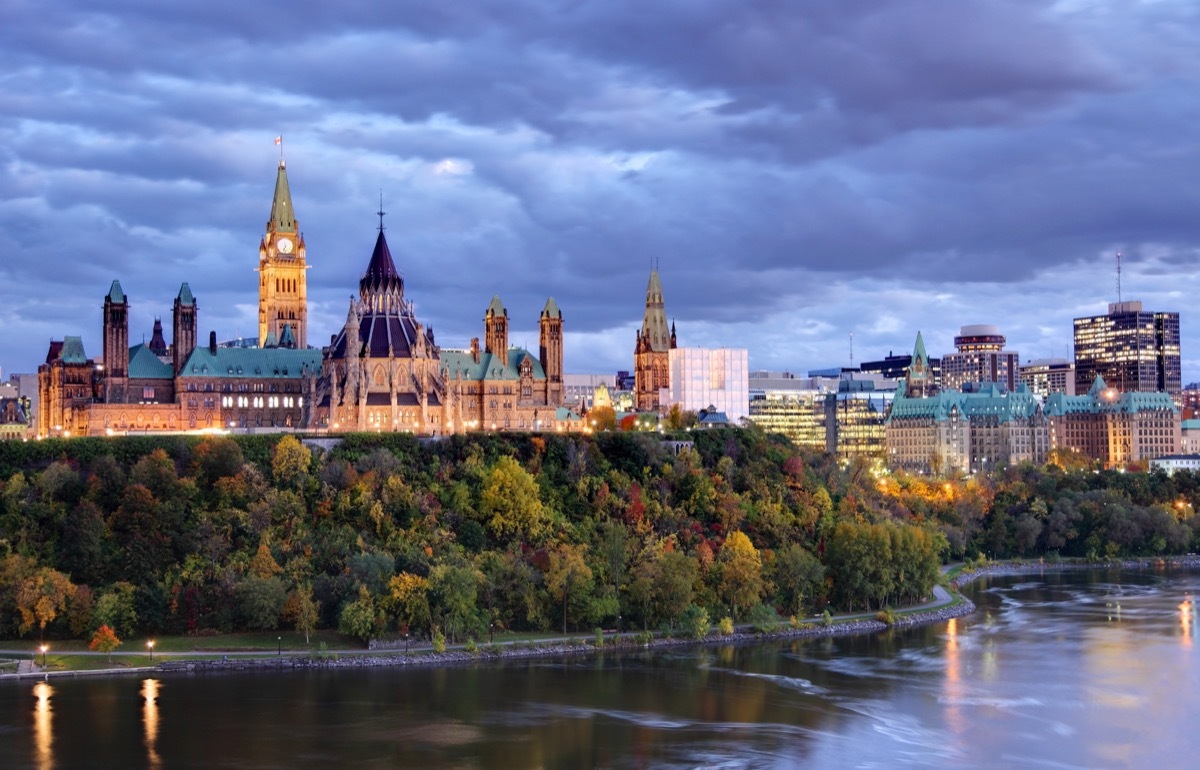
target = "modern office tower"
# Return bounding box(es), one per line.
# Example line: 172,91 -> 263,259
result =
748,370 -> 895,457
940,324 -> 1020,391
1073,301 -> 1180,400
860,349 -> 941,389
1020,358 -> 1076,398
667,347 -> 748,423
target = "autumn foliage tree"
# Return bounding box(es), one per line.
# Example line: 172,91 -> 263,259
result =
89,624 -> 121,662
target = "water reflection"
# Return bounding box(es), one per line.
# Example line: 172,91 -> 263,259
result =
942,617 -> 966,738
1180,595 -> 1193,647
143,678 -> 161,768
32,681 -> 53,770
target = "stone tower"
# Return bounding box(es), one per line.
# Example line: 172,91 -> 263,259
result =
102,280 -> 129,378
172,283 -> 197,375
485,295 -> 509,356
539,297 -> 564,405
634,268 -> 675,411
258,159 -> 308,349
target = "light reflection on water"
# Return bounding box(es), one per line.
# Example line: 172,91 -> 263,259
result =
32,681 -> 52,770
1,568 -> 1198,769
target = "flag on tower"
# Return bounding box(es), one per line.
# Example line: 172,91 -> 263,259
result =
274,136 -> 282,146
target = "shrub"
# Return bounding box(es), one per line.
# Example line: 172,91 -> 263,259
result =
747,603 -> 779,633
875,608 -> 898,626
822,609 -> 833,627
717,616 -> 734,636
634,630 -> 653,646
681,604 -> 710,640
464,637 -> 477,653
594,627 -> 604,647
432,627 -> 446,653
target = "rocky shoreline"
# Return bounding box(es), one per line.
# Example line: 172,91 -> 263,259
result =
146,598 -> 978,676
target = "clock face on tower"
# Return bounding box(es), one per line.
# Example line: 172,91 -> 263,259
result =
278,237 -> 294,254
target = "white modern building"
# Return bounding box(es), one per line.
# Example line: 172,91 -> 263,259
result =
667,347 -> 749,424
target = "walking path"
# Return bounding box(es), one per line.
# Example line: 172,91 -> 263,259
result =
0,579 -> 964,680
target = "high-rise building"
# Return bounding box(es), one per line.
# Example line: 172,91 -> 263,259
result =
1073,301 -> 1180,400
1020,358 -> 1076,398
940,324 -> 1020,391
633,269 -> 675,411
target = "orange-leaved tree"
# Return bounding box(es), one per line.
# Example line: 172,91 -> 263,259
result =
89,624 -> 122,662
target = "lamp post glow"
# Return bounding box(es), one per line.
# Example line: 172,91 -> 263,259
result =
40,644 -> 47,668
278,636 -> 282,656
147,640 -> 154,661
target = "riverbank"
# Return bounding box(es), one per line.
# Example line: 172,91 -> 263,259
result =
3,595 -> 977,681
20,555 -> 1200,682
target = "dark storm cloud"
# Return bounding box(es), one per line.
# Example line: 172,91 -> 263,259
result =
1,0 -> 1198,382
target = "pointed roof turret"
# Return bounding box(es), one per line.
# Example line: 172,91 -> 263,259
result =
148,318 -> 168,356
106,280 -> 125,304
176,282 -> 195,306
267,160 -> 298,234
488,295 -> 507,316
541,297 -> 561,319
360,230 -> 404,298
913,330 -> 929,366
279,324 -> 296,349
1088,375 -> 1108,397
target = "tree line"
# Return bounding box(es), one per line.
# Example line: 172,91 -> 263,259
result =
2,429 -> 1196,645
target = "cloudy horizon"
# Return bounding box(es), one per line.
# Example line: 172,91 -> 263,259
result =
2,1 -> 1198,384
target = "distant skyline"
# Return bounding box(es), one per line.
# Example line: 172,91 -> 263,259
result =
2,2 -> 1198,382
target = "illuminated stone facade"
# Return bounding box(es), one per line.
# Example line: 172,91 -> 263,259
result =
257,161 -> 308,349
633,269 -> 676,412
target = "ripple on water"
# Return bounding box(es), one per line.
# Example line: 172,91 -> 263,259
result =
705,666 -> 829,695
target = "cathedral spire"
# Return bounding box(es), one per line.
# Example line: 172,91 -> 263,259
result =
640,268 -> 670,353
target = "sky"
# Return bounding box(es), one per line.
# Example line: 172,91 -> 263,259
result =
2,0 -> 1198,384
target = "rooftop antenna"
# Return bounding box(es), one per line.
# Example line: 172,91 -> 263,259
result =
377,191 -> 386,232
849,330 -> 854,367
1116,250 -> 1122,304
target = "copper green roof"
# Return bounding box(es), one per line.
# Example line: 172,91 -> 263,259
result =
913,331 -> 928,365
1045,383 -> 1178,416
59,336 -> 89,364
180,346 -> 321,379
278,324 -> 296,348
106,280 -> 125,304
888,382 -> 1042,424
176,283 -> 195,306
440,348 -> 546,381
128,343 -> 174,379
541,297 -> 561,319
268,160 -> 298,233
487,295 -> 506,316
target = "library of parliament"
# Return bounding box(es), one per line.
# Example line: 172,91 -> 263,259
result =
37,160 -> 578,437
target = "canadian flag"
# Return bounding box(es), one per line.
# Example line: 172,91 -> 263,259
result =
274,136 -> 282,145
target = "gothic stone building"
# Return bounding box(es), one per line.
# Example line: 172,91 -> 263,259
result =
309,226 -> 571,434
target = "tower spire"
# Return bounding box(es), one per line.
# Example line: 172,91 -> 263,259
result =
377,191 -> 386,232
1116,251 -> 1122,304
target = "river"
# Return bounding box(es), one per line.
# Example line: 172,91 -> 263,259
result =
2,567 -> 1197,769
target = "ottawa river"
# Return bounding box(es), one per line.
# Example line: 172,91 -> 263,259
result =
2,568 -> 1198,769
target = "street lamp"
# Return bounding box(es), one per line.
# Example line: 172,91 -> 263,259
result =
147,640 -> 154,661
277,636 -> 282,657
40,644 -> 47,669
404,632 -> 409,654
